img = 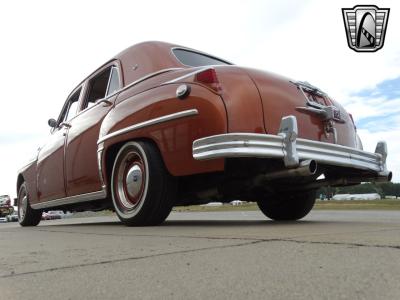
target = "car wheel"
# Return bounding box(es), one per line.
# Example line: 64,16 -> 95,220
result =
257,190 -> 316,221
18,182 -> 42,226
111,141 -> 177,226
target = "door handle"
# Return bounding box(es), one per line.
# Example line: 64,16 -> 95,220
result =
60,122 -> 72,128
98,99 -> 113,107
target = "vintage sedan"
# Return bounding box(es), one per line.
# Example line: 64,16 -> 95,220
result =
16,41 -> 391,226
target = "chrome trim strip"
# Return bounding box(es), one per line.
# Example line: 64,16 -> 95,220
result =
97,146 -> 105,187
31,189 -> 107,210
97,109 -> 199,144
121,68 -> 182,92
193,133 -> 388,174
163,67 -> 211,84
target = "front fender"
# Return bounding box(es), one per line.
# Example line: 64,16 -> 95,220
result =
17,159 -> 39,204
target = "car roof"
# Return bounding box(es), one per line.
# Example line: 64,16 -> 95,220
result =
69,41 -> 230,100
113,41 -> 185,86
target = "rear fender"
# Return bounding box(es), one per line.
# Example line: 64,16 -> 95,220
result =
98,83 -> 227,185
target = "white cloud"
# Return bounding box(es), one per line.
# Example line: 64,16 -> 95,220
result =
0,0 -> 399,197
344,96 -> 400,121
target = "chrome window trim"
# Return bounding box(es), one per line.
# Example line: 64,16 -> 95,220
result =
97,109 -> 199,144
31,189 -> 107,210
54,84 -> 85,131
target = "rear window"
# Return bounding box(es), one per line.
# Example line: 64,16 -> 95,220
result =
173,49 -> 230,67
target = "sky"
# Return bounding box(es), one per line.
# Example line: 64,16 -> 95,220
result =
0,0 -> 399,198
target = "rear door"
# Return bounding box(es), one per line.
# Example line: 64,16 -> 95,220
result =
64,64 -> 121,197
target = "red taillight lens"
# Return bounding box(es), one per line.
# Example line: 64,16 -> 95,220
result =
5,199 -> 11,206
194,69 -> 221,93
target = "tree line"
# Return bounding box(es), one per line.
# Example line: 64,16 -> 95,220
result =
317,182 -> 400,199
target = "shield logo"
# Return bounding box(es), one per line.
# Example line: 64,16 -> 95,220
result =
342,5 -> 390,52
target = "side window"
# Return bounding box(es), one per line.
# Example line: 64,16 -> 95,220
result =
106,67 -> 120,97
86,68 -> 112,108
172,49 -> 230,67
83,65 -> 120,110
59,87 -> 81,124
64,100 -> 79,122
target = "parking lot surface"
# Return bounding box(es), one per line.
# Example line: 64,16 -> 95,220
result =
1,210 -> 400,299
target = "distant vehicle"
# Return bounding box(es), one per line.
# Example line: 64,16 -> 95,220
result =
16,41 -> 392,227
6,211 -> 18,222
42,211 -> 63,220
230,200 -> 244,206
0,195 -> 14,218
49,210 -> 65,218
0,217 -> 7,223
201,202 -> 223,207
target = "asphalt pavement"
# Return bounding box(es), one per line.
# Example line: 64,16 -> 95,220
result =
1,210 -> 400,300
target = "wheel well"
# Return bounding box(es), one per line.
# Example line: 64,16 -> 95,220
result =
16,174 -> 24,194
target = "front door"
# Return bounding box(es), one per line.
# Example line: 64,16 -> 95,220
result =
36,87 -> 82,202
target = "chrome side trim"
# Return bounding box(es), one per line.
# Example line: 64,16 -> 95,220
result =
193,133 -> 389,175
97,144 -> 105,187
163,67 -> 211,84
97,109 -> 199,144
31,189 -> 107,210
121,68 -> 182,92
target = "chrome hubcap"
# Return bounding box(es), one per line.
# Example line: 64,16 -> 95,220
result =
115,149 -> 146,211
125,164 -> 143,198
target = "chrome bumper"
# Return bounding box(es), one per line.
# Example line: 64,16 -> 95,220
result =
193,116 -> 389,176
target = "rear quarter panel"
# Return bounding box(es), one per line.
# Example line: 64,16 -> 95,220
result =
99,83 -> 227,178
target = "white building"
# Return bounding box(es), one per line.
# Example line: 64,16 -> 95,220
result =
332,193 -> 381,201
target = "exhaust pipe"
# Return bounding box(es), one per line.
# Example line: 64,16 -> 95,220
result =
255,159 -> 317,183
378,171 -> 393,182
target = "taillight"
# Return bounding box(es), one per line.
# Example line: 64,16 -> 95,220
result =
349,113 -> 356,129
194,69 -> 221,93
5,199 -> 10,206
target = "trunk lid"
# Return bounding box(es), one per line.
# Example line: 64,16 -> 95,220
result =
244,68 -> 357,147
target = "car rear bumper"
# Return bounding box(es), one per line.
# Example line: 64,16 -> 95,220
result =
192,116 -> 390,179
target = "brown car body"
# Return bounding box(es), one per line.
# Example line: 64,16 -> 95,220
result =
16,41 -> 391,225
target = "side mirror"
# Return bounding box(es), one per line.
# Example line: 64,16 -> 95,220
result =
48,118 -> 57,128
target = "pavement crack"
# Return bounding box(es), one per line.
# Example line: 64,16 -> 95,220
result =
1,236 -> 399,279
275,238 -> 400,250
0,239 -> 266,279
33,228 -> 264,242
